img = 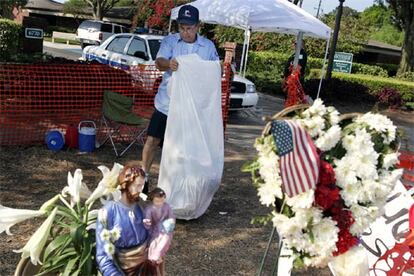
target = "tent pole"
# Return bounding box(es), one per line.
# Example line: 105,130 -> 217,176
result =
317,35 -> 330,99
239,29 -> 248,74
293,32 -> 303,68
242,29 -> 251,78
168,18 -> 172,33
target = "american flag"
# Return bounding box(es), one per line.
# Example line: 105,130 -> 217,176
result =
271,120 -> 319,197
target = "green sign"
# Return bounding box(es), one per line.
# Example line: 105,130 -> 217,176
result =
333,52 -> 353,73
25,28 -> 43,39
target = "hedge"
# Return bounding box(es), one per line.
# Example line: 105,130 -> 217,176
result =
246,51 -> 390,81
307,70 -> 414,101
0,19 -> 22,61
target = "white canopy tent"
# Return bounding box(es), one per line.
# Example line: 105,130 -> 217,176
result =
170,0 -> 332,97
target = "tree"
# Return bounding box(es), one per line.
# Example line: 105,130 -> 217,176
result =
360,4 -> 403,46
321,7 -> 370,54
63,0 -> 88,22
386,0 -> 413,73
132,0 -> 189,30
65,0 -> 121,20
0,0 -> 27,19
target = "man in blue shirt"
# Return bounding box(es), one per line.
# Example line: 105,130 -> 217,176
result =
141,5 -> 219,193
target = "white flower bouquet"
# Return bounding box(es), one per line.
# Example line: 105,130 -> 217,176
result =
0,163 -> 124,275
244,99 -> 403,269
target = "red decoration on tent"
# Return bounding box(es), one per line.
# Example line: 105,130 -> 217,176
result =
284,65 -> 308,108
371,204 -> 414,275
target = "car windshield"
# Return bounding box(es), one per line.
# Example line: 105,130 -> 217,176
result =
79,21 -> 100,30
148,39 -> 161,60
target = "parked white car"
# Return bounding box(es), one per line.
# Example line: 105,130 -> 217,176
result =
76,20 -> 129,49
81,33 -> 258,110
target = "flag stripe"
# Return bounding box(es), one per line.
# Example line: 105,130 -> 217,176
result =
283,153 -> 295,195
271,120 -> 319,197
292,122 -> 316,187
288,123 -> 307,194
293,121 -> 318,185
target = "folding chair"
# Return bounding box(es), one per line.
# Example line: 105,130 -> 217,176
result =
97,90 -> 147,157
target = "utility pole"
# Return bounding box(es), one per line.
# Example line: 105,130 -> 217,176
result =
326,0 -> 345,80
316,0 -> 323,18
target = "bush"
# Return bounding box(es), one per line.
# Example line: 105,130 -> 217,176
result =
247,51 -> 390,87
0,19 -> 22,61
304,72 -> 414,105
396,71 -> 414,82
377,87 -> 402,109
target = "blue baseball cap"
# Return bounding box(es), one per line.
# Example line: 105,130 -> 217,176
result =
177,5 -> 199,25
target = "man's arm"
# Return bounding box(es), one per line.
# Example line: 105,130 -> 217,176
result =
95,206 -> 124,276
155,57 -> 178,71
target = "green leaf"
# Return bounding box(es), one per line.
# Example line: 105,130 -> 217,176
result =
70,223 -> 86,252
241,158 -> 260,173
62,256 -> 79,276
43,233 -> 71,261
78,237 -> 92,270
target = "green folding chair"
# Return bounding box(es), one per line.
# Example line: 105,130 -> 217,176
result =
97,90 -> 147,157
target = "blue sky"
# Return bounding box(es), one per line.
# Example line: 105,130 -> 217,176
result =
54,0 -> 375,16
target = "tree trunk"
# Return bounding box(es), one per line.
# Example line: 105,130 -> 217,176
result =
95,1 -> 103,20
398,18 -> 414,74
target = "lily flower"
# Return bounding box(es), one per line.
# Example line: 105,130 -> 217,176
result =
86,163 -> 124,205
0,204 -> 45,235
62,169 -> 91,206
14,207 -> 58,265
39,195 -> 60,213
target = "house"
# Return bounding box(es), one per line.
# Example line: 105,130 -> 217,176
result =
355,39 -> 402,65
13,0 -> 135,30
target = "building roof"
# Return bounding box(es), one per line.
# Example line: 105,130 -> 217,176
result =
24,0 -> 134,23
26,0 -> 63,12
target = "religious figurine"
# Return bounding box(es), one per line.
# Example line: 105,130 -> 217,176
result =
95,162 -> 160,276
143,188 -> 176,265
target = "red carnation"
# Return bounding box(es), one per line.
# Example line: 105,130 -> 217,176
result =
315,185 -> 340,211
333,209 -> 355,230
334,229 -> 359,256
319,160 -> 336,186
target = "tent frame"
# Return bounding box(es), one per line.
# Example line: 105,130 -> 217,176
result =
168,3 -> 332,98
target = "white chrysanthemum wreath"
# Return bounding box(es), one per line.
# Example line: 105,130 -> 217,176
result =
244,99 -> 403,268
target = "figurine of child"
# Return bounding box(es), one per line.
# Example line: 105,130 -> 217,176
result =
143,187 -> 176,264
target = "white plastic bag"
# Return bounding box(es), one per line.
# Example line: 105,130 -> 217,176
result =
158,54 -> 223,220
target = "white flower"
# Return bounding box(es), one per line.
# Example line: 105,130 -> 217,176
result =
86,163 -> 124,205
286,190 -> 315,210
327,106 -> 340,125
104,242 -> 115,256
334,157 -> 358,189
62,169 -> 91,206
14,207 -> 58,265
110,226 -> 121,241
39,195 -> 60,213
350,205 -> 380,235
98,208 -> 108,227
0,204 -> 45,235
100,229 -> 111,242
315,125 -> 341,151
356,112 -> 396,144
382,152 -> 399,170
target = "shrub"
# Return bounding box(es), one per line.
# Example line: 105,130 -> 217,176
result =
377,87 -> 403,109
0,19 -> 22,61
396,71 -> 414,82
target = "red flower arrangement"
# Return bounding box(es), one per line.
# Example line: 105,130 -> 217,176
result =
314,160 -> 359,256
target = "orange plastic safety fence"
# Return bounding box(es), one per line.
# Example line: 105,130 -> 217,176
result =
0,63 -> 232,145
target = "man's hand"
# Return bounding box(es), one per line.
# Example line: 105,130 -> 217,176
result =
155,57 -> 179,71
169,58 -> 178,71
